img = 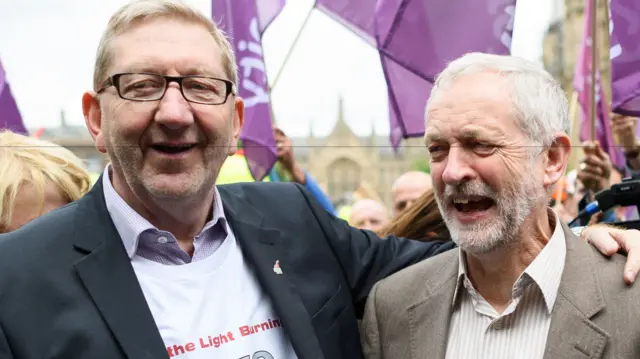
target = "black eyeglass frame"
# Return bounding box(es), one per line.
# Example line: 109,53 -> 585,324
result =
96,72 -> 237,105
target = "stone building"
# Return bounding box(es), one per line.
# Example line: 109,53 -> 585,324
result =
290,97 -> 427,206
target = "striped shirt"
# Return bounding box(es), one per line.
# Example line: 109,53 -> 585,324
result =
445,211 -> 566,359
102,165 -> 229,265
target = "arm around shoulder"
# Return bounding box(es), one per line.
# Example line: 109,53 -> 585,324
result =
294,184 -> 455,304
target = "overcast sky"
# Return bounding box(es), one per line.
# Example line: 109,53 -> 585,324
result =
0,0 -> 561,138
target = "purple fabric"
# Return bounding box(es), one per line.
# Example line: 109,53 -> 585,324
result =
609,0 -> 640,117
575,0 -> 625,169
212,0 -> 284,180
374,0 -> 516,148
0,59 -> 27,135
314,0 -> 377,45
257,0 -> 286,32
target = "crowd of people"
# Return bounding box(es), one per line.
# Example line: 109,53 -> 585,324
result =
1,0 -> 640,358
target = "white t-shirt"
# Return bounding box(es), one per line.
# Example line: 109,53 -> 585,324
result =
131,234 -> 298,359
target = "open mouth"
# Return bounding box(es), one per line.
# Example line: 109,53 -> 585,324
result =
151,144 -> 196,155
452,196 -> 495,213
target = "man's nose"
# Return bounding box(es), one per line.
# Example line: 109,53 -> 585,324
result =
441,147 -> 476,186
154,84 -> 195,130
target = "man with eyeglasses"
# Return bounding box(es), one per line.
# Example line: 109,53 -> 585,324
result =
1,1 -> 640,359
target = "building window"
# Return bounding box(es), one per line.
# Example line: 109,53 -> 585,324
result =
327,158 -> 361,201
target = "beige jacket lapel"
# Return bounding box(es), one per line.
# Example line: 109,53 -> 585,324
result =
407,249 -> 460,359
543,225 -> 610,359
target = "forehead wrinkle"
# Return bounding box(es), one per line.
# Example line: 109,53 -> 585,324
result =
117,60 -> 221,77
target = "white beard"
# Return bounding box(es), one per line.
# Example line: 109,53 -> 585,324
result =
435,171 -> 544,254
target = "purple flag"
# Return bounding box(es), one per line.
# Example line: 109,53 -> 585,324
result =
609,0 -> 640,117
212,0 -> 284,180
314,0 -> 377,45
0,58 -> 27,135
374,0 -> 516,148
257,0 -> 286,32
575,0 -> 625,169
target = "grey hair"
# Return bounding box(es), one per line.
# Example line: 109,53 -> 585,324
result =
425,52 -> 569,150
93,0 -> 238,91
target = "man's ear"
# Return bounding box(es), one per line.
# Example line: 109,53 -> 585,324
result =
82,91 -> 106,153
228,96 -> 244,155
544,133 -> 571,188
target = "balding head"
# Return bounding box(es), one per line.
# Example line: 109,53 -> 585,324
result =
391,171 -> 432,218
349,199 -> 390,233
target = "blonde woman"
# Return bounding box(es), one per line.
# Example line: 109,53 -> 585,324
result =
0,130 -> 91,232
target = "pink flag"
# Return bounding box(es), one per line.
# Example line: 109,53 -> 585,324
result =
574,0 -> 624,169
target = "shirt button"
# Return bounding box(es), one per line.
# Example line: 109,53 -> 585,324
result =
157,236 -> 168,244
493,321 -> 503,330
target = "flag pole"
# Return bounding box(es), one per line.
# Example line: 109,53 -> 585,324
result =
263,5 -> 314,179
269,5 -> 314,91
567,91 -> 583,171
589,0 -> 598,142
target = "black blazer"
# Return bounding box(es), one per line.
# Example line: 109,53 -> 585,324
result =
0,178 -> 454,359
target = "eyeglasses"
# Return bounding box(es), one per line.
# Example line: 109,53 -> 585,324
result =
97,72 -> 236,105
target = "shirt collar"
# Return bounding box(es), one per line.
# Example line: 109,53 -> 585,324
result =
452,209 -> 567,313
102,164 -> 226,259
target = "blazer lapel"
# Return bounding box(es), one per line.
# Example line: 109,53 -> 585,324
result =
407,251 -> 459,359
543,226 -> 610,359
72,178 -> 168,359
219,187 -> 324,359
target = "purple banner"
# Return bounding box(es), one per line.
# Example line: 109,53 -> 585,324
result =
575,0 -> 625,169
609,0 -> 640,117
0,58 -> 27,135
315,0 -> 377,45
212,0 -> 283,180
374,0 -> 516,148
257,0 -> 286,32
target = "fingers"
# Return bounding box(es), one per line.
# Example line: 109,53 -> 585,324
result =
583,226 -> 619,256
577,174 -> 607,193
611,115 -> 636,127
612,119 -> 635,131
593,143 -> 605,158
609,230 -> 639,284
578,145 -> 612,182
581,141 -> 596,155
580,156 -> 606,175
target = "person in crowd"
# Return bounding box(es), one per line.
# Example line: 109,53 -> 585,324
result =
379,189 -> 449,242
550,170 -> 582,224
574,141 -> 628,224
391,171 -> 432,218
270,126 -> 335,214
349,198 -> 390,233
0,130 -> 91,233
217,126 -> 336,214
0,2 -> 638,359
361,53 -> 640,359
612,113 -> 640,172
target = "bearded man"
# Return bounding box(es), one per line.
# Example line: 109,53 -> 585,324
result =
360,53 -> 640,359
